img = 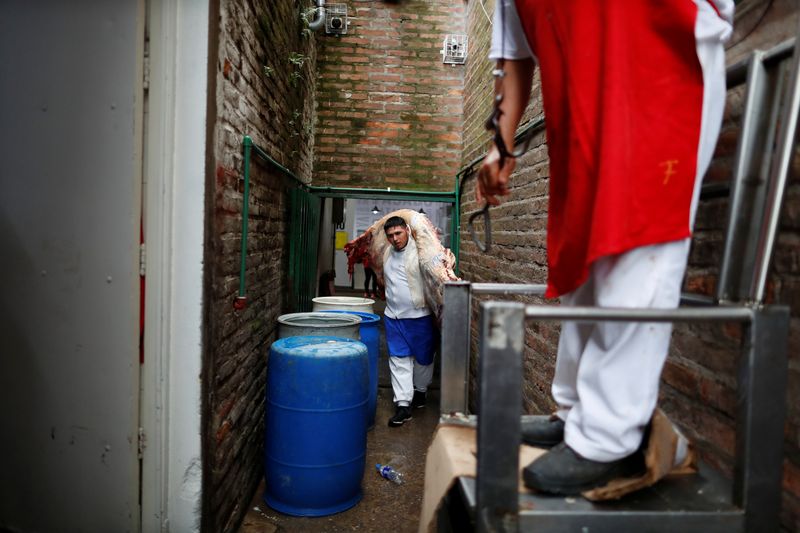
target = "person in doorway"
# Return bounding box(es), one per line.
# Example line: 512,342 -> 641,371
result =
478,0 -> 733,494
363,266 -> 378,299
382,216 -> 437,427
318,269 -> 336,297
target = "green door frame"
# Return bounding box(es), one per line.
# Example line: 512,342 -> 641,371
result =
288,188 -> 321,311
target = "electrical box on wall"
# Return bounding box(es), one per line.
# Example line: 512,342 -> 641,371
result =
442,34 -> 467,65
325,4 -> 348,35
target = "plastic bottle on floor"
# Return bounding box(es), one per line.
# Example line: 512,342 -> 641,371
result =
376,463 -> 404,484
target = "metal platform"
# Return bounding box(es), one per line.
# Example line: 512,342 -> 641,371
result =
443,463 -> 742,533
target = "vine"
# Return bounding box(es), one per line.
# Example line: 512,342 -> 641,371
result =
256,2 -> 318,172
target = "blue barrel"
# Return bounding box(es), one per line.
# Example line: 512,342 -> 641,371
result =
321,310 -> 381,429
264,336 -> 369,517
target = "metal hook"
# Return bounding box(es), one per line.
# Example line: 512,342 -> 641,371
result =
468,203 -> 492,252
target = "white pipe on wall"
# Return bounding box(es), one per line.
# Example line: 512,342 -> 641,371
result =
308,0 -> 326,31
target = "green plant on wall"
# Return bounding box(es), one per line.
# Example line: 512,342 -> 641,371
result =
300,6 -> 316,39
288,109 -> 302,137
287,51 -> 310,87
257,5 -> 312,84
287,108 -> 314,141
288,51 -> 309,68
255,3 -> 318,171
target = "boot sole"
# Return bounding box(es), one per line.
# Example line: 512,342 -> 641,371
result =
521,437 -> 562,449
388,416 -> 412,427
522,464 -> 623,495
522,456 -> 643,495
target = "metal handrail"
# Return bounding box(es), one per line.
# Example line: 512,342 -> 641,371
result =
523,305 -> 753,323
472,283 -> 547,295
727,38 -> 795,87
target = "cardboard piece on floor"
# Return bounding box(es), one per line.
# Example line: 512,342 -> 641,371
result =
581,409 -> 697,501
418,424 -> 545,533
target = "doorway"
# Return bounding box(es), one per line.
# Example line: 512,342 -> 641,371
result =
327,198 -> 454,290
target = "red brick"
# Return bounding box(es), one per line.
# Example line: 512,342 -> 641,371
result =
311,0 -> 465,190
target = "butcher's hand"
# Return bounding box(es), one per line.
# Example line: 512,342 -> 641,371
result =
477,145 -> 514,205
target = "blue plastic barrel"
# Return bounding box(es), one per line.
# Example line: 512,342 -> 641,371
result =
264,336 -> 369,517
321,310 -> 380,428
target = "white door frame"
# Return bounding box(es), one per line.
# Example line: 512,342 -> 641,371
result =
141,0 -> 208,530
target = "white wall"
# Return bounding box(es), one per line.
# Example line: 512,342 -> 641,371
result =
0,2 -> 210,530
334,199 -> 358,287
0,2 -> 144,531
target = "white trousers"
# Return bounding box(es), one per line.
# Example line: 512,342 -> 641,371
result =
554,4 -> 730,462
389,356 -> 434,406
554,239 -> 691,461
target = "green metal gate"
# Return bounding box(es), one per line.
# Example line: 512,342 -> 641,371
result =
288,187 -> 321,312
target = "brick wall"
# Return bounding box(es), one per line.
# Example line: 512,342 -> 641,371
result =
459,0 -> 550,412
203,0 -> 317,531
312,0 -> 465,191
459,1 -> 800,531
461,0 -> 542,166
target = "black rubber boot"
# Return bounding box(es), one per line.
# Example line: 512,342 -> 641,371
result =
520,415 -> 565,448
388,405 -> 412,427
411,390 -> 427,409
523,442 -> 644,495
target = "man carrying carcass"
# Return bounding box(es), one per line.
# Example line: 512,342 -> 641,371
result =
381,216 -> 437,427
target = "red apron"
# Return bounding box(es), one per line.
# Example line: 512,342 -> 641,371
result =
513,0 -> 704,298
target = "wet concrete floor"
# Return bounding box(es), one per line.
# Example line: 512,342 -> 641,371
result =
240,292 -> 441,533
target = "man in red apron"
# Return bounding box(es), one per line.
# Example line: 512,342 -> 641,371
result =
478,0 -> 733,494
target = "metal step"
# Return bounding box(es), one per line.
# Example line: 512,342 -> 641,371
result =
448,461 -> 742,533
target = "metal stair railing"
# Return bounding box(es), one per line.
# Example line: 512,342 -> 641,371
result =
438,34 -> 799,533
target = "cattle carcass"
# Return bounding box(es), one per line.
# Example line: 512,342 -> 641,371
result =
344,209 -> 460,322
